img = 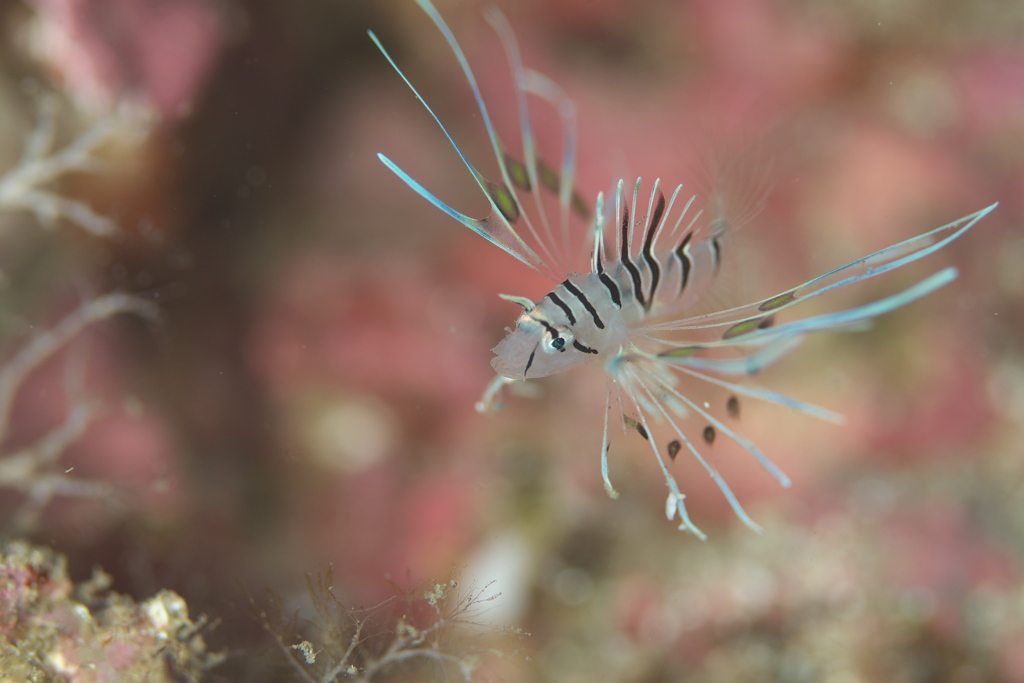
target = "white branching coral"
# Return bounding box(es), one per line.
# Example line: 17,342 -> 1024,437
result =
251,568 -> 516,683
0,90 -> 156,532
0,293 -> 157,532
0,96 -> 148,238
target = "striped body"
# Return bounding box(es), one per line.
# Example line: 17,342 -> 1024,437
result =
370,1 -> 995,538
494,181 -> 724,381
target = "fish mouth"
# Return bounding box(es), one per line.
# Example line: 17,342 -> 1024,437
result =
490,341 -> 537,381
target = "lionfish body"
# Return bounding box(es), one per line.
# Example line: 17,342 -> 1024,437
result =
494,182 -> 725,380
370,1 -> 996,538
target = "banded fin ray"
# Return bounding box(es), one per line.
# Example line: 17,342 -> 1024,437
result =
644,347 -> 846,423
616,372 -> 709,539
642,203 -> 997,333
521,68 -> 586,266
372,0 -> 593,282
376,153 -> 547,273
369,4 -> 552,278
485,7 -> 580,275
634,360 -> 793,487
670,266 -> 958,352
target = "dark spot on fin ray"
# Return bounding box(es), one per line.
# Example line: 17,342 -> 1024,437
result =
535,161 -> 588,220
759,291 -> 796,312
703,426 -> 716,444
723,315 -> 774,340
572,191 -> 590,219
487,181 -> 520,223
727,395 -> 740,419
659,345 -> 705,358
504,154 -> 531,191
624,416 -> 649,441
538,161 -> 559,193
667,440 -> 681,461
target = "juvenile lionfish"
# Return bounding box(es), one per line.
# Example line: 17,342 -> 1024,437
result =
369,1 -> 995,538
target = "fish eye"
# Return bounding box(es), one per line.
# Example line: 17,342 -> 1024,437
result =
543,326 -> 574,353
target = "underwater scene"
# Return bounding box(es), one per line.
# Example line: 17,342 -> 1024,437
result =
0,0 -> 1022,680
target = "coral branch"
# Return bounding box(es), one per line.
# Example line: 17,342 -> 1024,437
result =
0,98 -> 148,237
0,293 -> 157,532
251,570 -> 512,683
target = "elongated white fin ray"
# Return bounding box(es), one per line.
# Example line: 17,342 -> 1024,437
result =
626,363 -> 765,535
650,184 -> 686,256
370,6 -> 561,280
590,191 -> 607,274
639,270 -> 962,426
714,266 -> 958,346
650,335 -> 806,376
374,0 -> 599,281
634,361 -> 792,488
644,203 -> 996,333
377,152 -> 547,272
523,69 -> 580,264
669,194 -> 703,242
671,363 -> 846,423
475,374 -> 516,413
613,179 -> 625,256
370,31 -> 548,274
619,375 -> 708,539
484,6 -> 568,274
629,178 -> 641,255
487,11 -> 589,273
407,0 -> 538,254
612,259 -> 965,534
599,384 -> 618,499
648,267 -> 958,372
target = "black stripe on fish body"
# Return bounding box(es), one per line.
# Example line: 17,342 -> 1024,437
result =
546,291 -> 576,326
710,236 -> 723,273
674,232 -> 693,294
572,339 -> 599,354
562,280 -> 605,329
599,272 -> 622,308
620,204 -> 646,308
641,190 -> 666,306
524,347 -> 536,376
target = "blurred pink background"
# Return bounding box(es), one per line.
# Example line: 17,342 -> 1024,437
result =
2,0 -> 1022,679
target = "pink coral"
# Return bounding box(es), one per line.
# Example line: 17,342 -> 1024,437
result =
0,541 -> 222,682
29,0 -> 224,115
